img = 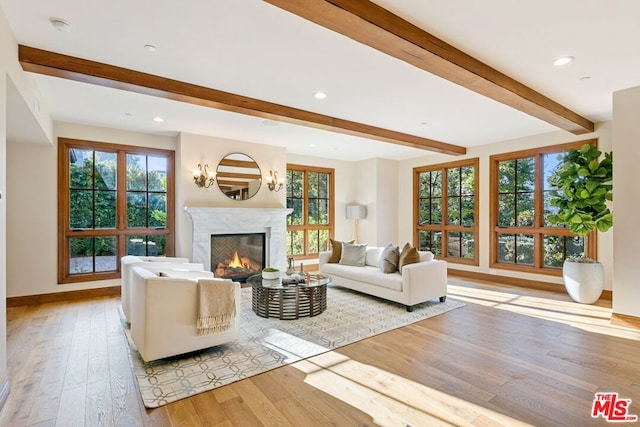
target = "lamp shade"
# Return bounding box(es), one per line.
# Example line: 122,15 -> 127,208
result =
346,205 -> 366,220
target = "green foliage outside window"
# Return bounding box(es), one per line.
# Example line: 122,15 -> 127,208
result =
67,147 -> 170,275
497,158 -> 535,227
493,142 -> 601,271
286,167 -> 332,257
416,162 -> 477,261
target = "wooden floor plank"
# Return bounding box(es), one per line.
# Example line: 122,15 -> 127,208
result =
228,380 -> 295,427
271,395 -> 327,427
164,398 -> 202,427
248,372 -> 290,403
55,385 -> 86,427
86,379 -> 114,427
3,278 -> 639,426
25,332 -> 72,425
188,391 -> 230,426
111,392 -> 146,427
219,396 -> 265,427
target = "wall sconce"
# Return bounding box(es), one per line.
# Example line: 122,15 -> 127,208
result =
346,204 -> 367,244
266,170 -> 285,192
193,163 -> 215,188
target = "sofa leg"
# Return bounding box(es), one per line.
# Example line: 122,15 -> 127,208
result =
406,305 -> 414,312
439,296 -> 447,303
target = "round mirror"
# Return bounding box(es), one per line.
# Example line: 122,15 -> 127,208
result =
216,153 -> 262,200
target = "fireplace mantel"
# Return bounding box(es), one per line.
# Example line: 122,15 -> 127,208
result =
184,207 -> 292,272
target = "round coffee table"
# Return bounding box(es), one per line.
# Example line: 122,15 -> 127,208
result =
247,274 -> 328,320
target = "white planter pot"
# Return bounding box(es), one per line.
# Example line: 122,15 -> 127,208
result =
562,259 -> 604,304
262,270 -> 280,280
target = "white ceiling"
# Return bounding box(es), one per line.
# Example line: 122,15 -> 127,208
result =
2,0 -> 639,161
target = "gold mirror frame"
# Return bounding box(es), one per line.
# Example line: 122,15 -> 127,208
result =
216,153 -> 261,200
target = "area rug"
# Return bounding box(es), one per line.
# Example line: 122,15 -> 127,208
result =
123,285 -> 465,408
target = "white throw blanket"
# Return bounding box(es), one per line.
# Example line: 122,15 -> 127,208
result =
197,279 -> 236,335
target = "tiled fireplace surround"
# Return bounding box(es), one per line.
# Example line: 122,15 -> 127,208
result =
185,207 -> 292,273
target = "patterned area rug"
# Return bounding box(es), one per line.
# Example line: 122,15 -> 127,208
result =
124,285 -> 465,408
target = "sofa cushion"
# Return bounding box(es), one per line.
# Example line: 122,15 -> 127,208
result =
379,244 -> 400,273
399,243 -> 420,272
339,242 -> 367,266
328,238 -> 353,263
322,263 -> 402,291
419,251 -> 435,262
365,246 -> 383,267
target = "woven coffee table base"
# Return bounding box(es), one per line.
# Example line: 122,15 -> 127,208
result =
251,284 -> 327,320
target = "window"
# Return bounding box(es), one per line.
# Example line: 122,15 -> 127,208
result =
490,140 -> 596,275
414,159 -> 479,265
286,164 -> 334,259
59,138 -> 175,283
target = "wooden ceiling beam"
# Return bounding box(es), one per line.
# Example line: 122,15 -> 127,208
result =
264,0 -> 594,135
18,45 -> 467,156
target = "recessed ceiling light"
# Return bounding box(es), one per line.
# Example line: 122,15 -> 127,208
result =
309,143 -> 316,147
553,56 -> 574,67
49,17 -> 71,32
144,44 -> 156,52
153,116 -> 164,123
314,91 -> 327,100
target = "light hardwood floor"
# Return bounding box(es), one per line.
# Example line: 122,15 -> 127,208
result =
1,277 -> 639,426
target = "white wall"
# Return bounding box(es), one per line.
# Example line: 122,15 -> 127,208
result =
176,132 -> 287,261
1,3 -> 54,406
354,158 -> 378,244
375,158 -> 399,246
351,158 -> 399,247
398,122 -> 613,290
0,61 -> 7,404
6,122 -> 176,297
612,86 -> 640,317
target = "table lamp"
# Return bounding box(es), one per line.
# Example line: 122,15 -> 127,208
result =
346,204 -> 366,244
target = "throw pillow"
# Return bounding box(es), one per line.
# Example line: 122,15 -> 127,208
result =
339,242 -> 368,266
398,242 -> 420,273
379,244 -> 400,274
365,246 -> 384,267
328,238 -> 353,263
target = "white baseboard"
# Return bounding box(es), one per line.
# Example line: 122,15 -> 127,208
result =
0,377 -> 9,412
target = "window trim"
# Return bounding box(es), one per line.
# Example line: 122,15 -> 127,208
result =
286,163 -> 335,260
58,138 -> 175,284
413,158 -> 480,266
489,139 -> 597,276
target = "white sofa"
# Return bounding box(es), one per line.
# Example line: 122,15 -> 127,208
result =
120,255 -> 202,323
319,246 -> 448,311
130,266 -> 241,362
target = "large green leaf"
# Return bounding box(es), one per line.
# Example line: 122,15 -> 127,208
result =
546,146 -> 613,236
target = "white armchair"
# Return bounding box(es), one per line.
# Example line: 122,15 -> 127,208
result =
120,255 -> 200,322
130,267 -> 241,362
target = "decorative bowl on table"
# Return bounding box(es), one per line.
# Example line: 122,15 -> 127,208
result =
262,268 -> 280,280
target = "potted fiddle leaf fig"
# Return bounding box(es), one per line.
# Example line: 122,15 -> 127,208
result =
547,143 -> 612,304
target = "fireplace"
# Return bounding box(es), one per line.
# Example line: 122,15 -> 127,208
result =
211,233 -> 265,281
185,207 -> 292,274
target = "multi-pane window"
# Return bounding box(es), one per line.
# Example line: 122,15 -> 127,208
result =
286,164 -> 334,258
59,138 -> 175,283
414,159 -> 479,265
490,140 -> 596,274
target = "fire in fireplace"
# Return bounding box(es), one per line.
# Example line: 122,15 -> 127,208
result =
211,233 -> 265,281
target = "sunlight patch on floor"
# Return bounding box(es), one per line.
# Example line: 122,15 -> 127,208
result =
447,284 -> 640,340
262,328 -> 329,362
293,350 -> 533,427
